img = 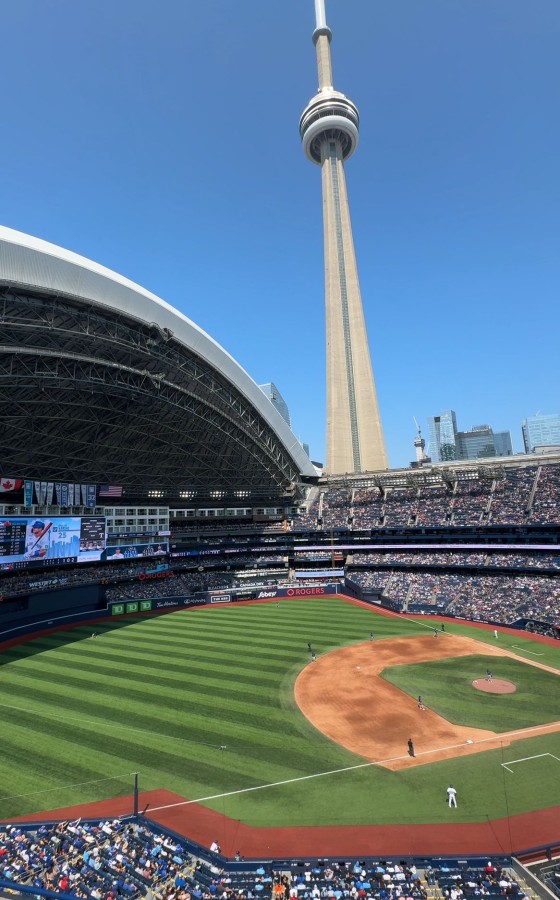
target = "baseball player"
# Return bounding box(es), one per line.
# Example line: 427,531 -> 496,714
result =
24,520 -> 52,559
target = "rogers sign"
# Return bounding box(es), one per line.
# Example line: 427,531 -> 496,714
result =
138,570 -> 174,581
287,587 -> 325,597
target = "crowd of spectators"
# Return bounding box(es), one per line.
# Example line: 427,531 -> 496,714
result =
106,572 -> 240,601
347,569 -> 560,627
0,560 -> 149,598
532,465 -> 560,524
350,552 -> 559,570
105,569 -> 298,603
0,554 -> 289,601
426,860 -> 526,899
297,462 -> 560,530
271,858 -> 529,900
319,489 -> 352,530
489,469 -> 535,524
273,859 -> 428,900
413,487 -> 453,526
170,521 -> 285,535
351,553 -> 485,567
0,818 -> 224,900
0,817 -> 536,900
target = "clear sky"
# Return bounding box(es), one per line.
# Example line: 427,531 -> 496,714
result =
2,0 -> 559,469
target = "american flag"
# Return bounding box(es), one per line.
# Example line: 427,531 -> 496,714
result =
98,484 -> 123,498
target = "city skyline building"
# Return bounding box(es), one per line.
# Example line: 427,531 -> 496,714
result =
259,382 -> 314,462
427,410 -> 458,463
522,413 -> 560,454
427,410 -> 513,462
259,382 -> 291,427
458,425 -> 512,460
300,0 -> 388,475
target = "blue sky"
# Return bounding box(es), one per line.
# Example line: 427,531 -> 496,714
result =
2,0 -> 559,469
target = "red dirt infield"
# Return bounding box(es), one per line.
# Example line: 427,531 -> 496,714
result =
295,633 -> 560,769
10,789 -> 560,858
473,679 -> 517,694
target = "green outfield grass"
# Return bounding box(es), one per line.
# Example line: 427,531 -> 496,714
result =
381,654 -> 560,730
0,598 -> 559,827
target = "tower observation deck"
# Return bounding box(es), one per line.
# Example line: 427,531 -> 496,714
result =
300,0 -> 388,474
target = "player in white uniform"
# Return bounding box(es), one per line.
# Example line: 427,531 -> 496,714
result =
447,785 -> 457,807
25,520 -> 52,559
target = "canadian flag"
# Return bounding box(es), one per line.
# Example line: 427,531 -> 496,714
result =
0,478 -> 23,492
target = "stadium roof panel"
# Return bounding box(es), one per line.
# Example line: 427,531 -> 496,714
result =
0,225 -> 316,500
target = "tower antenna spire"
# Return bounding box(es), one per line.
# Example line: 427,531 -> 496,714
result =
312,0 -> 333,89
314,0 -> 328,30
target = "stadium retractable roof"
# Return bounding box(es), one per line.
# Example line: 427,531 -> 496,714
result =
0,226 -> 316,503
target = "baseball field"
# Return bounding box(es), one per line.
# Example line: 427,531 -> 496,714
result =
1,596 -> 559,854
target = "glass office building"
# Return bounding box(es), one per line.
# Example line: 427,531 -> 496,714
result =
427,410 -> 458,462
522,413 -> 560,453
259,382 -> 291,427
457,425 -> 513,460
427,411 -> 512,461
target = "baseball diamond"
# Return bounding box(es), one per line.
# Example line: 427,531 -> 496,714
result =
1,596 -> 559,858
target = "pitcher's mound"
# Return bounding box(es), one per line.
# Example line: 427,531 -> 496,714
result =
473,678 -> 516,694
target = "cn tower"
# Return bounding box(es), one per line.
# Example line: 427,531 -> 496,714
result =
300,0 -> 388,474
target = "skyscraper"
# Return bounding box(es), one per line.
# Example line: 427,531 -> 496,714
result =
300,0 -> 388,475
259,383 -> 291,427
522,413 -> 560,453
427,410 -> 459,462
427,410 -> 513,462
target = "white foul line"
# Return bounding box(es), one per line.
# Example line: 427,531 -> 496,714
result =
510,645 -> 544,656
501,752 -> 560,774
147,724 -> 560,814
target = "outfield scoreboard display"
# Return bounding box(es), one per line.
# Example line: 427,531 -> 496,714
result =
0,516 -> 107,571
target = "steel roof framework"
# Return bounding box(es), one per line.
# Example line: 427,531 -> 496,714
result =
0,286 -> 304,502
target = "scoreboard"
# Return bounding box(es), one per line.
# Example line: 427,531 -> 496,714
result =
0,516 -> 107,571
0,520 -> 28,558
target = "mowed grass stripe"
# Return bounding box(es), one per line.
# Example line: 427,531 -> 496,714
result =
1,701 -> 317,789
2,661 -> 336,761
0,702 -> 270,788
1,660 -> 285,712
2,692 -> 315,775
34,644 -> 293,681
1,673 -> 298,741
57,652 -> 287,687
0,598 -> 376,821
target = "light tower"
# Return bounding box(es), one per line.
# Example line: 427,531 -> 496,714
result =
300,0 -> 388,474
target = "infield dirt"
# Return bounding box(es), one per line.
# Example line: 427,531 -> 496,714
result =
295,633 -> 560,770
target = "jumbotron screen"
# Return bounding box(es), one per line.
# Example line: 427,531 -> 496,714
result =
0,516 -> 107,571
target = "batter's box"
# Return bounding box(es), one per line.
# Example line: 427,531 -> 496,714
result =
501,752 -> 560,774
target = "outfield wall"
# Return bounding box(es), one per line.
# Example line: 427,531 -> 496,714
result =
0,583 -> 344,645
0,583 -> 106,629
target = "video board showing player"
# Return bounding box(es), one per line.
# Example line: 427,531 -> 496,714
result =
0,516 -> 107,571
104,542 -> 168,561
